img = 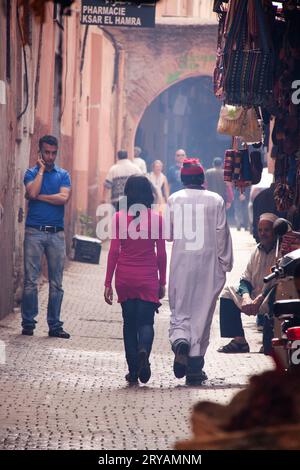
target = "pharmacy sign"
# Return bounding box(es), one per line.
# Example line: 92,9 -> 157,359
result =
81,1 -> 156,28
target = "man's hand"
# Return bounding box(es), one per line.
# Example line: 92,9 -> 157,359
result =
159,285 -> 166,299
104,287 -> 113,305
25,158 -> 45,200
37,156 -> 46,172
25,191 -> 36,200
251,294 -> 264,316
241,294 -> 262,316
241,293 -> 255,315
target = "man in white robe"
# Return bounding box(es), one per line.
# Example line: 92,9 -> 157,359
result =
167,158 -> 233,386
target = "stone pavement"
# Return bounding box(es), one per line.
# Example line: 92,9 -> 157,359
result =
0,228 -> 273,450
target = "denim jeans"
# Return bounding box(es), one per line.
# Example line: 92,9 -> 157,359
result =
21,227 -> 66,332
121,299 -> 156,376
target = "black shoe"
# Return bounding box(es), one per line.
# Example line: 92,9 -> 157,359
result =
200,370 -> 208,381
186,376 -> 203,386
138,349 -> 151,384
186,370 -> 207,386
173,340 -> 190,379
48,329 -> 70,339
125,373 -> 139,386
22,329 -> 34,336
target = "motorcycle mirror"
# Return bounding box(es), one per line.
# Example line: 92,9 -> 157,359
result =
273,218 -> 290,237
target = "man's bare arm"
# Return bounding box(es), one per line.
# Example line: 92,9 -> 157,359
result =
101,185 -> 110,204
36,187 -> 71,206
26,158 -> 46,199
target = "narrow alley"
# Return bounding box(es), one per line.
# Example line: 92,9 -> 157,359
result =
0,228 -> 273,450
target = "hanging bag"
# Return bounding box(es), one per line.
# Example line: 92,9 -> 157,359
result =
240,147 -> 252,183
250,150 -> 263,184
223,0 -> 274,107
233,151 -> 242,182
240,107 -> 263,143
213,10 -> 227,98
232,139 -> 252,192
224,149 -> 235,182
274,157 -> 295,212
217,105 -> 263,143
217,105 -> 245,136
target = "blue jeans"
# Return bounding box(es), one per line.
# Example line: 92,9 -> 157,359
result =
121,299 -> 156,376
21,227 -> 66,332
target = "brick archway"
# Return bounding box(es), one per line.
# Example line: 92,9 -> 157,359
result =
134,74 -> 230,171
133,70 -> 205,144
102,23 -> 218,156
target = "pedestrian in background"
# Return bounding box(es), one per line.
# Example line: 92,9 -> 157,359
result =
234,186 -> 251,231
21,135 -> 71,338
132,146 -> 147,174
205,157 -> 233,209
104,175 -> 167,385
148,160 -> 170,211
167,148 -> 186,194
102,150 -> 141,210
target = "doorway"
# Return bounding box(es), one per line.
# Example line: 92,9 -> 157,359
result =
135,75 -> 231,172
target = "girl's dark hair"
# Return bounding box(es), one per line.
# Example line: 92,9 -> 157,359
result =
181,173 -> 205,187
124,175 -> 155,210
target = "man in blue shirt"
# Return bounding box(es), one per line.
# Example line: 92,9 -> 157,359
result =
21,135 -> 71,338
167,149 -> 186,194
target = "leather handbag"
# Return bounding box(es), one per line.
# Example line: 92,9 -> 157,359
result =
217,105 -> 245,136
218,105 -> 262,143
239,108 -> 263,143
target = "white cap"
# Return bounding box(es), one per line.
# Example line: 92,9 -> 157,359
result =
259,213 -> 278,224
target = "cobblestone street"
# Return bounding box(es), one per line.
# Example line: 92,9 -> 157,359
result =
0,228 -> 273,450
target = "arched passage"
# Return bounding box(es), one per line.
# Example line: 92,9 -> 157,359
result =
134,76 -> 231,172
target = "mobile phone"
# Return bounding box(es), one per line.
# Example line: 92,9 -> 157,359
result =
39,153 -> 46,164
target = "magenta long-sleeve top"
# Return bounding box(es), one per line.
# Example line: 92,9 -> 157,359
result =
104,209 -> 167,304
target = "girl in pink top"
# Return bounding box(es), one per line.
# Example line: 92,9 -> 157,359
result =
104,176 -> 167,385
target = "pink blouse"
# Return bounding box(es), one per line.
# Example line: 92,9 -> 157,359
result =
104,209 -> 167,304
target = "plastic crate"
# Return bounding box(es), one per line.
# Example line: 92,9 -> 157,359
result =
72,235 -> 102,264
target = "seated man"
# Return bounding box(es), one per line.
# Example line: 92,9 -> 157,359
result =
218,213 -> 278,353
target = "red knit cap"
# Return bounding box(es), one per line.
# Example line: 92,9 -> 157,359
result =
181,158 -> 204,176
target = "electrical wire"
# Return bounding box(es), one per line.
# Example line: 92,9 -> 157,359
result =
16,4 -> 29,120
101,27 -> 120,93
60,17 -> 68,119
80,25 -> 89,98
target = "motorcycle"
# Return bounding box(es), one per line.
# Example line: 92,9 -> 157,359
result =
264,219 -> 300,372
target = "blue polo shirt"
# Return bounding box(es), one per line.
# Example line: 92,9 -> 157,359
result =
24,165 -> 71,227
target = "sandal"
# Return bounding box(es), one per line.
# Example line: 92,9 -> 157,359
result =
217,339 -> 250,353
